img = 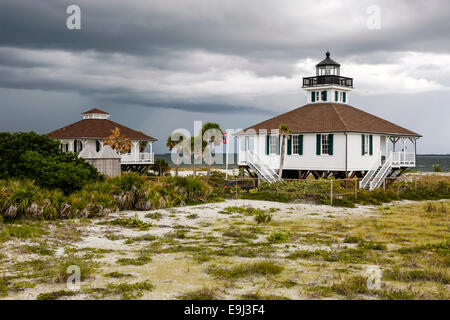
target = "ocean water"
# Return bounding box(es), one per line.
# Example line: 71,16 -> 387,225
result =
155,154 -> 450,172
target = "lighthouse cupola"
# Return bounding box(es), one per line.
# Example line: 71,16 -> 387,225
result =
302,51 -> 353,104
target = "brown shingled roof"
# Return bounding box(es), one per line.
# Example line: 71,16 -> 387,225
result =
49,119 -> 157,141
241,103 -> 420,136
81,108 -> 110,115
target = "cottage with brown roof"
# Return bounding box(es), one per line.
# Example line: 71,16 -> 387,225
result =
49,109 -> 157,173
235,52 -> 421,190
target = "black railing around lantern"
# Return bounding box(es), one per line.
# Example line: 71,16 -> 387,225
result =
302,75 -> 353,88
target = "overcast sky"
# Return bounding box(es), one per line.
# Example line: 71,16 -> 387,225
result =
0,0 -> 449,154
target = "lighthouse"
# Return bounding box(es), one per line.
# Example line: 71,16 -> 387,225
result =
302,51 -> 353,104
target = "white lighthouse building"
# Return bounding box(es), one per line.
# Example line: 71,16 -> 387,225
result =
235,52 -> 421,190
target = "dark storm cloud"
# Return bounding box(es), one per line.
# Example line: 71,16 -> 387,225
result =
0,0 -> 449,153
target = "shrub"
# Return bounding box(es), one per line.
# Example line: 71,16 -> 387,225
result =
267,231 -> 290,243
151,159 -> 170,176
332,198 -> 356,208
0,132 -> 101,194
254,211 -> 272,224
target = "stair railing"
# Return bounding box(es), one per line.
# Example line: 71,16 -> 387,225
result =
246,151 -> 279,183
369,154 -> 393,190
359,159 -> 381,189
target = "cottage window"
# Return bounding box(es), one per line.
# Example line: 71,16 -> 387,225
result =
269,135 -> 279,154
321,135 -> 329,155
292,135 -> 299,154
363,135 -> 369,155
73,140 -> 83,153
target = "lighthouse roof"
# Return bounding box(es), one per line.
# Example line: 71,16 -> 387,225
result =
316,51 -> 341,67
237,103 -> 420,137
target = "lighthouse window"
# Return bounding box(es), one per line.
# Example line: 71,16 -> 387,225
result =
321,135 -> 329,155
335,91 -> 339,102
321,91 -> 327,102
343,92 -> 347,103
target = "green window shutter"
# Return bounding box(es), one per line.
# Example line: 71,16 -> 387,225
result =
277,136 -> 280,155
266,135 -> 270,155
74,140 -> 77,153
321,91 -> 327,102
328,134 -> 334,155
287,135 -> 292,155
335,91 -> 338,101
316,134 -> 321,155
299,135 -> 303,155
369,135 -> 373,155
311,92 -> 315,102
343,92 -> 346,103
361,134 -> 365,155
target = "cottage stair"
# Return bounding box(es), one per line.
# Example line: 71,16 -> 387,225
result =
245,151 -> 280,183
359,154 -> 393,191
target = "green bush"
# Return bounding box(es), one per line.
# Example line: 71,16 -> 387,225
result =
0,132 -> 100,194
267,231 -> 290,243
254,211 -> 272,224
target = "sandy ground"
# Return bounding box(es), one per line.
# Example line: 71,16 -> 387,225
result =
0,199 -> 388,300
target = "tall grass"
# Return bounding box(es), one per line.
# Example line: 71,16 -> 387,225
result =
0,174 -> 211,220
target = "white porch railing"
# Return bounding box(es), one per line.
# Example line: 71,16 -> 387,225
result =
121,152 -> 154,164
391,152 -> 415,167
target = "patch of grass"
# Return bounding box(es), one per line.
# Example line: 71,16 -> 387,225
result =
178,287 -> 218,300
104,271 -> 133,278
36,290 -> 76,300
397,240 -> 449,257
383,268 -> 449,284
116,254 -> 152,266
267,231 -> 290,244
102,215 -> 152,231
106,281 -> 154,300
330,276 -> 370,297
287,248 -> 372,264
0,278 -> 9,297
20,242 -> 55,256
124,234 -> 158,244
332,198 -> 356,208
165,229 -> 187,239
53,256 -> 97,283
219,206 -> 265,216
1,223 -> 47,241
378,288 -> 415,300
186,213 -> 199,219
223,227 -> 258,240
343,236 -> 364,244
145,212 -> 162,220
207,261 -> 283,279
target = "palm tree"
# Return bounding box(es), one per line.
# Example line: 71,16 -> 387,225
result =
166,134 -> 186,177
201,122 -> 223,177
278,124 -> 291,181
190,136 -> 207,178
